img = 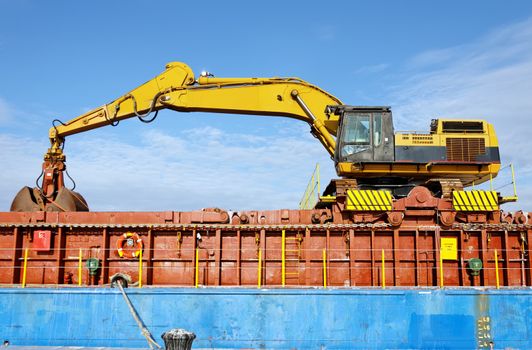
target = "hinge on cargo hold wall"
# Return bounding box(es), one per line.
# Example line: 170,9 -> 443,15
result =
520,231 -> 527,253
176,231 -> 182,258
344,232 -> 350,257
255,232 -> 260,258
296,232 -> 303,259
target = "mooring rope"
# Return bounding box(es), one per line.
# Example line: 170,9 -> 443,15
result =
116,281 -> 162,350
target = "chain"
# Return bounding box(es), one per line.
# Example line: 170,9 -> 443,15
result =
0,222 -> 391,230
452,223 -> 532,231
1,221 -> 530,232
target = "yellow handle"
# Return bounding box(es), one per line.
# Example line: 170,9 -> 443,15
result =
381,249 -> 386,289
139,248 -> 143,288
257,249 -> 262,289
22,248 -> 29,288
195,248 -> 199,288
439,249 -> 444,288
78,248 -> 82,286
282,230 -> 286,287
323,248 -> 327,288
494,249 -> 500,289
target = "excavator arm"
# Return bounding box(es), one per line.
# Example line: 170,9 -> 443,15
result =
12,62 -> 343,212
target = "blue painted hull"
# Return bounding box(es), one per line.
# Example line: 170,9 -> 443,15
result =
1,287 -> 531,349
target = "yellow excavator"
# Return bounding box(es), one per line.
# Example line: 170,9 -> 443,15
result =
10,62 -> 501,212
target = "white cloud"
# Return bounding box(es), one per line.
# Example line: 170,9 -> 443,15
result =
315,25 -> 336,41
0,134 -> 47,210
353,63 -> 389,75
0,97 -> 13,124
389,17 -> 532,211
57,124 -> 335,211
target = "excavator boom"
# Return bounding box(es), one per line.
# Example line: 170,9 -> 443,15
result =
48,62 -> 342,157
12,62 -> 344,212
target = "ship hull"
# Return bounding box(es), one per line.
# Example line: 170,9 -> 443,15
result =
1,287 -> 530,349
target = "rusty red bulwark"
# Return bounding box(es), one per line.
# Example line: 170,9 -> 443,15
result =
0,189 -> 530,288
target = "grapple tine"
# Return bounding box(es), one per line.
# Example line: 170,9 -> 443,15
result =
10,186 -> 41,212
10,186 -> 89,212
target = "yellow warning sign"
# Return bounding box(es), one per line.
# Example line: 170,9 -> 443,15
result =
441,237 -> 458,260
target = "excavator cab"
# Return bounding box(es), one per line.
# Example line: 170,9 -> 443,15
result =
333,106 -> 394,163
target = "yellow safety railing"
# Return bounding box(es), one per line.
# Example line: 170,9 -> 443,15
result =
299,164 -> 321,209
489,163 -> 518,203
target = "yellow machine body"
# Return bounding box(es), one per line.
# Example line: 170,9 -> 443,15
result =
12,61 -> 503,212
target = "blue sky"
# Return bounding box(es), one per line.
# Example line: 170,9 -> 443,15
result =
1,0 -> 532,211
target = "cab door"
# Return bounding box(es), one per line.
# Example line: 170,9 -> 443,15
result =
335,106 -> 394,163
372,109 -> 394,161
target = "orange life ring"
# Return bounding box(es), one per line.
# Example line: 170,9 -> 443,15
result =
116,232 -> 143,258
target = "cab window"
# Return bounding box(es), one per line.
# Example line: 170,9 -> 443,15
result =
340,113 -> 371,157
373,113 -> 382,146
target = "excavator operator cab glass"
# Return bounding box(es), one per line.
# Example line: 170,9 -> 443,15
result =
340,113 -> 371,157
334,106 -> 394,163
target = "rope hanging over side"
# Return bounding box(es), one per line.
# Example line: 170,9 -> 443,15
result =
116,281 -> 162,350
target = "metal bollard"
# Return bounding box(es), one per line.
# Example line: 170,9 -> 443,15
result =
161,329 -> 196,350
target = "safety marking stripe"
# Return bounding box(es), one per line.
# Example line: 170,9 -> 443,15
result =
467,192 -> 476,211
489,191 -> 499,209
369,190 -> 387,210
453,192 -> 466,211
365,191 -> 378,211
360,191 -> 374,211
347,191 -> 360,210
478,191 -> 492,211
385,191 -> 393,210
459,191 -> 472,210
346,190 -> 392,211
372,190 -> 385,208
472,191 -> 486,211
486,191 -> 497,207
453,190 -> 499,211
456,191 -> 469,211
354,191 -> 368,210
379,191 -> 392,211
346,191 -> 353,209
346,191 -> 357,210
